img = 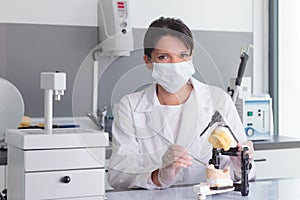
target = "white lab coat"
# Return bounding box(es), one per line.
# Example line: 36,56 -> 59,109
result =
108,78 -> 255,190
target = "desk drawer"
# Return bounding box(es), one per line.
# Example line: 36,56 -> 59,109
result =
25,168 -> 105,200
24,147 -> 105,171
254,148 -> 300,179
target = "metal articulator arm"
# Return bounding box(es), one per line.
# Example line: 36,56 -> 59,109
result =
209,146 -> 252,196
201,111 -> 252,196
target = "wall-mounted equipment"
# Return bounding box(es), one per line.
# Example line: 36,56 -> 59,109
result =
98,0 -> 134,56
88,0 -> 134,128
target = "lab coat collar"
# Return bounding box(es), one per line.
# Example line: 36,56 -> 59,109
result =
133,78 -> 214,145
134,77 -> 212,113
134,83 -> 157,113
133,83 -> 171,139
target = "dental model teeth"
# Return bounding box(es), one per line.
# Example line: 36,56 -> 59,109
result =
206,164 -> 233,190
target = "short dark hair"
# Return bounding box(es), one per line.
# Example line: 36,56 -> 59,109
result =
143,17 -> 194,59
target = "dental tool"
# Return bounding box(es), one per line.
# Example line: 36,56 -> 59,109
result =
199,111 -> 222,137
159,134 -> 208,168
199,110 -> 251,196
189,154 -> 209,167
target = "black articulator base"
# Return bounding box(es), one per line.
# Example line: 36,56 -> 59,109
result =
209,147 -> 252,196
210,185 -> 234,190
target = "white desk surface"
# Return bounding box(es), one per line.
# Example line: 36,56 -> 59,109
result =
106,178 -> 300,200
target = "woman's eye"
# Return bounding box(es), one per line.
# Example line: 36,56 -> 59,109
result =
181,53 -> 190,58
157,55 -> 168,60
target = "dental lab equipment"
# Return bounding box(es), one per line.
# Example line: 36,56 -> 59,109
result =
227,45 -> 273,140
159,134 -> 208,168
194,144 -> 251,199
199,111 -> 223,137
230,77 -> 252,99
195,46 -> 255,197
98,0 -> 133,56
88,0 -> 134,130
5,72 -> 109,200
208,140 -> 251,196
228,45 -> 253,104
193,182 -> 234,200
195,111 -> 252,197
40,72 -> 66,131
236,94 -> 273,140
86,106 -> 107,131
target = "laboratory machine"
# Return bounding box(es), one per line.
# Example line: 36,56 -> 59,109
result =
236,95 -> 272,140
5,72 -> 109,200
227,46 -> 251,104
230,77 -> 273,140
227,46 -> 273,140
87,0 -> 134,130
98,0 -> 133,57
195,111 -> 252,199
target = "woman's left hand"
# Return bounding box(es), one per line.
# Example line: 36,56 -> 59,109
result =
230,140 -> 254,178
237,140 -> 254,162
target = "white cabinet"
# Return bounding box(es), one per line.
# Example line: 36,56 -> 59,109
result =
24,169 -> 104,199
105,159 -> 113,191
5,128 -> 109,200
254,148 -> 300,180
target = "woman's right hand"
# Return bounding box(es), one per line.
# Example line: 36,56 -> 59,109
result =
155,144 -> 192,187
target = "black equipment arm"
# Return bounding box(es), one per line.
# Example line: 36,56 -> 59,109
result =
209,147 -> 252,196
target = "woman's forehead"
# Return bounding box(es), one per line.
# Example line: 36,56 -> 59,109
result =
154,35 -> 189,53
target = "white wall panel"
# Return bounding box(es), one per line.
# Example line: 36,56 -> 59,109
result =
0,0 -> 98,26
279,0 -> 300,137
0,0 -> 268,94
0,0 -> 253,32
252,0 -> 269,93
130,0 -> 253,32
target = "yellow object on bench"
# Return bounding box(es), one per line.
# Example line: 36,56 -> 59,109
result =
19,116 -> 31,128
208,126 -> 232,151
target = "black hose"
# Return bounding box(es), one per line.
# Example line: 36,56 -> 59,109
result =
235,52 -> 249,86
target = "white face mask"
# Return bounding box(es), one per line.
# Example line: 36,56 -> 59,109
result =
152,61 -> 195,93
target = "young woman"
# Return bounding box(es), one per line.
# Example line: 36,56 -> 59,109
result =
108,17 -> 255,190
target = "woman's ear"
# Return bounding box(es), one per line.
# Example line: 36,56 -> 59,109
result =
143,55 -> 153,70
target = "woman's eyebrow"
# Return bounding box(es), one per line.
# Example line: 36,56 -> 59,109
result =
155,50 -> 189,55
179,50 -> 190,54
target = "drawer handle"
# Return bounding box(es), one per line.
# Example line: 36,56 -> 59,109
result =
61,176 -> 71,183
254,158 -> 267,162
